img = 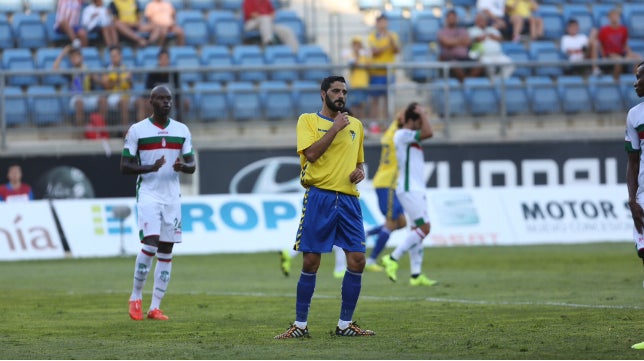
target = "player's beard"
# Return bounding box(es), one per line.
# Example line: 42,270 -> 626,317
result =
325,95 -> 345,112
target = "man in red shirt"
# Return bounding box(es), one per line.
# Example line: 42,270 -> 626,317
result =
242,0 -> 299,52
0,164 -> 33,202
597,8 -> 641,79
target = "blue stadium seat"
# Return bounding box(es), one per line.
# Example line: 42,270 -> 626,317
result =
45,12 -> 68,44
562,5 -> 594,36
620,74 -> 642,109
297,44 -> 331,82
402,42 -> 438,82
0,0 -> 23,14
219,0 -> 243,11
430,78 -> 467,117
81,47 -> 104,70
232,45 -> 267,82
2,48 -> 38,87
188,0 -> 216,11
194,82 -> 228,121
541,12 -> 565,40
419,0 -> 445,8
592,4 -> 615,29
207,10 -> 242,46
136,46 -> 162,68
27,85 -> 65,125
176,9 -> 209,46
498,77 -> 530,115
389,0 -> 416,10
411,10 -> 442,43
27,0 -> 56,13
274,9 -> 307,44
357,0 -> 385,11
167,0 -> 185,10
200,45 -> 235,83
258,80 -> 295,120
292,80 -> 321,115
526,76 -> 561,114
12,13 -> 47,48
36,48 -> 68,86
264,45 -> 299,82
502,42 -> 531,78
4,86 -> 28,126
169,46 -> 202,84
227,81 -> 261,121
383,9 -> 411,44
529,41 -> 564,77
0,14 -> 14,49
588,75 -> 624,113
623,4 -> 644,38
450,0 -> 475,6
557,75 -> 592,114
463,78 -> 499,116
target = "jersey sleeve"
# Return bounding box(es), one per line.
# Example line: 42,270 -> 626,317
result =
626,109 -> 641,153
182,125 -> 194,157
122,124 -> 139,158
296,114 -> 316,155
394,129 -> 419,146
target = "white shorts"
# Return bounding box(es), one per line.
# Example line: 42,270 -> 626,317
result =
107,93 -> 135,109
137,201 -> 182,243
397,190 -> 430,227
69,94 -> 99,112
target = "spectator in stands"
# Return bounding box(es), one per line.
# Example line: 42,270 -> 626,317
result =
468,13 -> 514,79
54,0 -> 89,47
136,48 -> 189,122
341,36 -> 371,119
101,46 -> 133,133
144,0 -> 185,46
438,10 -> 483,82
53,45 -> 105,128
242,0 -> 299,52
82,0 -> 119,47
597,8 -> 642,80
505,0 -> 543,41
560,19 -> 599,76
0,164 -> 33,202
367,13 -> 399,120
109,0 -> 159,47
476,0 -> 508,34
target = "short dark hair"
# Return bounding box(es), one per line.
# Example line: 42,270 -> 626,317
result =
321,76 -> 346,92
109,45 -> 122,54
404,102 -> 420,123
567,19 -> 578,26
158,47 -> 169,58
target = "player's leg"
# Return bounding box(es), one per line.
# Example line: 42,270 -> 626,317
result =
367,189 -> 405,269
334,194 -> 374,336
408,222 -> 437,287
129,201 -> 162,320
276,187 -> 334,339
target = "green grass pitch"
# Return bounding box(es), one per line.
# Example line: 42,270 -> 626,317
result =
2,242 -> 644,359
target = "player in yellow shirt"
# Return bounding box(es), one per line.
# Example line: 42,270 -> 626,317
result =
275,76 -> 374,339
367,14 -> 399,120
364,110 -> 407,272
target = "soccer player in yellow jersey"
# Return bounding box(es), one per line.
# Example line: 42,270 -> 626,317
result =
274,76 -> 375,339
367,14 -> 399,120
364,110 -> 407,271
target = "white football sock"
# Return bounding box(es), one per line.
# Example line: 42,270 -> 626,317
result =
130,244 -> 157,301
149,252 -> 172,310
409,241 -> 425,276
392,228 -> 425,261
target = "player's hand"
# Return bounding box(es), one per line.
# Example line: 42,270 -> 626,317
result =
151,155 -> 166,172
630,200 -> 644,234
349,168 -> 365,184
332,112 -> 350,132
173,157 -> 184,172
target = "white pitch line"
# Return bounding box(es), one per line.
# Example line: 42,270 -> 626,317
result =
79,290 -> 644,310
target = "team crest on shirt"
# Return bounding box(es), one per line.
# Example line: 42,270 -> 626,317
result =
350,130 -> 356,141
161,137 -> 166,148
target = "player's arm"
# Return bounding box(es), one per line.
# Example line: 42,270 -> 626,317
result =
417,104 -> 433,140
173,154 -> 196,174
121,154 -> 165,175
302,112 -> 350,163
627,151 -> 644,233
349,162 -> 365,184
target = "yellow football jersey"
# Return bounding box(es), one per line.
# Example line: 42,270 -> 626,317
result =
372,119 -> 399,189
297,112 -> 365,196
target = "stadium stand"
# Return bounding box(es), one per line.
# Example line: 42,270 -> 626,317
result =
259,80 -> 295,120
526,76 -> 562,114
463,77 -> 499,116
176,9 -> 210,46
557,75 -> 593,114
3,48 -> 38,87
200,45 -> 236,83
194,81 -> 228,122
589,75 -> 625,113
0,14 -> 15,49
227,81 -> 262,121
264,44 -> 299,82
4,86 -> 28,126
27,85 -> 65,125
232,45 -> 268,82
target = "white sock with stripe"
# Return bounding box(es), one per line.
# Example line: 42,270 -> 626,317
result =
149,252 -> 172,310
130,244 -> 157,301
391,228 -> 426,261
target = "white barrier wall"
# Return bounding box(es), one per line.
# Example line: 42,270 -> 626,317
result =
0,185 -> 633,260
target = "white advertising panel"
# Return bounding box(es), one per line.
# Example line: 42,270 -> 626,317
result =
0,200 -> 66,260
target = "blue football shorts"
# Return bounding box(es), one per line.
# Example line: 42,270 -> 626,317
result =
375,187 -> 404,221
294,186 -> 366,253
